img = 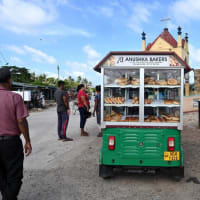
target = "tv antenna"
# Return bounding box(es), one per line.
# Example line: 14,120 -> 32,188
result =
160,18 -> 171,28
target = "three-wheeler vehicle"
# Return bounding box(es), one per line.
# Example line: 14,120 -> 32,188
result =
94,51 -> 191,179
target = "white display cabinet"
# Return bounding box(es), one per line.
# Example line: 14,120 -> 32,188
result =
101,67 -> 184,130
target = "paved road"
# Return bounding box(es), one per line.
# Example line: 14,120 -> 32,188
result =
16,107 -> 200,200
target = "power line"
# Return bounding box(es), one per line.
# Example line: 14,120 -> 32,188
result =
0,51 -> 6,63
0,49 -> 8,65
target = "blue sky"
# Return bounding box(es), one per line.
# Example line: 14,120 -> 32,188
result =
0,0 -> 200,85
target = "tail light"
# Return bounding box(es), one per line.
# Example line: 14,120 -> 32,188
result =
168,137 -> 175,151
108,136 -> 115,150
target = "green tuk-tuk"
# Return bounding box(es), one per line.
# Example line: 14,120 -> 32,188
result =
93,51 -> 191,179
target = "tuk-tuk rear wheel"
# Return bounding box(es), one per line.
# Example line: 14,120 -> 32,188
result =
99,165 -> 114,179
171,167 -> 184,180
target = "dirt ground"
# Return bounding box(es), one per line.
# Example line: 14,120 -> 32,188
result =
10,107 -> 200,200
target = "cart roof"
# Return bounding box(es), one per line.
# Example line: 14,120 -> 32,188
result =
93,51 -> 192,73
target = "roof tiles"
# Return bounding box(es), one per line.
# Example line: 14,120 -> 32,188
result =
146,28 -> 181,50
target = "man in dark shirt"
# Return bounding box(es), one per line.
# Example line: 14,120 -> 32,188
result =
0,68 -> 32,200
55,81 -> 73,141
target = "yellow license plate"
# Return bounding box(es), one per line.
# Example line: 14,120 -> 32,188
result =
164,151 -> 180,161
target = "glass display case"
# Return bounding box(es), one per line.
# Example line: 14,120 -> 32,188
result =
101,67 -> 184,130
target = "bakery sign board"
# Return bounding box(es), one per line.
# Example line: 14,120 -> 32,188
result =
102,55 -> 182,67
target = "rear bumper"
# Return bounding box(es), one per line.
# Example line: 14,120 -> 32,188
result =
100,128 -> 184,167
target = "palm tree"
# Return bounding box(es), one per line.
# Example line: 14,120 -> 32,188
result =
88,81 -> 92,88
82,78 -> 88,87
77,76 -> 82,84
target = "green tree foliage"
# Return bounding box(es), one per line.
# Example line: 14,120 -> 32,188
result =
77,76 -> 82,84
2,66 -> 31,83
1,66 -> 92,89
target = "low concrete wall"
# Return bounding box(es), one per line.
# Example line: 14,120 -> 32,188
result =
184,95 -> 200,112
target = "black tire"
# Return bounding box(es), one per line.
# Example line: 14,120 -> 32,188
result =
99,164 -> 114,178
170,167 -> 184,181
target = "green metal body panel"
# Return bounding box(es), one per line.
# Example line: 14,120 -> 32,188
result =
100,128 -> 184,167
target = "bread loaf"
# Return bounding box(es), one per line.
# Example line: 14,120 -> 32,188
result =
167,78 -> 178,85
132,96 -> 139,104
131,79 -> 140,85
164,100 -> 179,105
156,80 -> 167,85
145,99 -> 153,104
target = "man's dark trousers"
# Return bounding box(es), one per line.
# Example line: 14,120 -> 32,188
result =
0,137 -> 24,200
57,112 -> 69,139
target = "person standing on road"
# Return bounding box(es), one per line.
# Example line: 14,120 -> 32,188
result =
93,85 -> 102,137
77,84 -> 90,136
0,68 -> 32,200
55,81 -> 73,141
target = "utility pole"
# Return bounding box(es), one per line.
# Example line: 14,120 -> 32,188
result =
57,65 -> 60,80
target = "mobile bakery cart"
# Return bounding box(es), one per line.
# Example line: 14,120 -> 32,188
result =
94,51 -> 192,179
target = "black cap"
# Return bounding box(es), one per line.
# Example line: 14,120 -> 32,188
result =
142,32 -> 146,40
0,68 -> 11,83
178,26 -> 182,35
185,33 -> 188,42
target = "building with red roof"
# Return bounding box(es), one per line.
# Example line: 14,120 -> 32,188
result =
142,27 -> 190,95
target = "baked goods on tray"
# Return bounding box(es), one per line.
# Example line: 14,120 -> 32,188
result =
125,117 -> 139,122
144,114 -> 180,122
115,78 -> 130,85
164,100 -> 179,105
144,116 -> 165,122
104,97 -> 125,104
131,79 -> 140,85
156,80 -> 167,85
145,77 -> 179,86
104,111 -> 122,122
162,113 -> 180,122
145,77 -> 156,85
167,78 -> 178,85
144,99 -> 153,104
132,96 -> 139,104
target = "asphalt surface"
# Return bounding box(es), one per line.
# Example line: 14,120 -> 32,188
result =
13,107 -> 200,200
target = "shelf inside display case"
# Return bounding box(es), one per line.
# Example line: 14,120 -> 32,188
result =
105,84 -> 139,88
145,85 -> 181,88
144,100 -> 180,107
104,100 -> 139,107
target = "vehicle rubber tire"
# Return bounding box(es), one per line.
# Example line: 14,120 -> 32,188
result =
99,164 -> 114,178
171,167 -> 184,181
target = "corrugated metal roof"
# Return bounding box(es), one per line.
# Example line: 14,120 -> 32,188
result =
12,81 -> 56,89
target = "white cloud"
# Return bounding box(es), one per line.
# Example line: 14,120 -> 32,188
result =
73,71 -> 85,78
6,45 -> 25,55
83,45 -> 100,60
0,0 -> 55,34
65,45 -> 100,83
0,0 -> 91,37
190,44 -> 200,67
24,45 -> 56,64
5,44 -> 57,64
99,7 -> 114,17
56,0 -> 68,5
44,25 -> 92,37
10,56 -> 24,64
84,1 -> 159,33
66,61 -> 89,70
46,71 -> 58,78
127,2 -> 159,33
170,0 -> 200,23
